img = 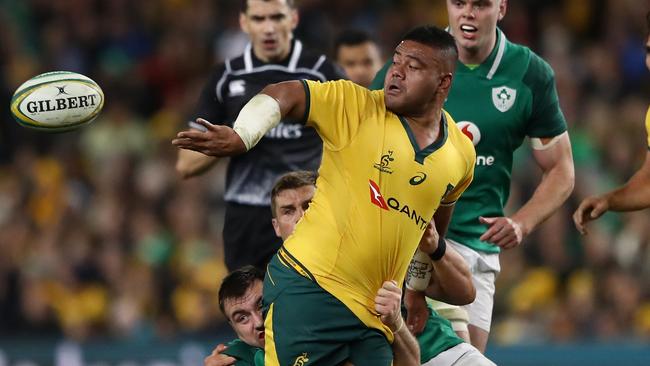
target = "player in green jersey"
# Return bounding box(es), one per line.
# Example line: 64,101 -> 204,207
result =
371,0 -> 575,353
573,11 -> 650,234
204,172 -> 421,366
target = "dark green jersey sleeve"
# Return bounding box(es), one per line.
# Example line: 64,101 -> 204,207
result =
523,53 -> 567,138
222,339 -> 264,366
370,60 -> 391,90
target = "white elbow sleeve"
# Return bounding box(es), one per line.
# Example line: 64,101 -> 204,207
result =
232,94 -> 282,151
405,249 -> 433,291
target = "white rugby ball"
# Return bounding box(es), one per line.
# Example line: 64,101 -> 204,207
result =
10,71 -> 104,132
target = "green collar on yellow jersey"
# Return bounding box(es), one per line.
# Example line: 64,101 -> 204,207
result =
398,113 -> 449,164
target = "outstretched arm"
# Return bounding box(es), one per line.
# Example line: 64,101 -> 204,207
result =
481,132 -> 574,249
574,151 -> 650,234
172,81 -> 307,156
176,147 -> 219,179
404,204 -> 475,334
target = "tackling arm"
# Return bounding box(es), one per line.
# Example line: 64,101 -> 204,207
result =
404,204 -> 475,334
176,148 -> 219,179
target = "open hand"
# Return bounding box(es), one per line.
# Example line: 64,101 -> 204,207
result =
172,118 -> 246,157
573,195 -> 609,235
204,344 -> 236,366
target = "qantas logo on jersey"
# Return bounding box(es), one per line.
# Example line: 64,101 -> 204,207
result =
492,86 -> 517,112
457,121 -> 481,146
369,179 -> 388,210
369,179 -> 427,229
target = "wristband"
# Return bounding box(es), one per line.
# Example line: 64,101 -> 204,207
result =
429,237 -> 446,261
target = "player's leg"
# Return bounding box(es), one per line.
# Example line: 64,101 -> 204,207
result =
223,202 -> 282,271
422,342 -> 496,366
264,252 -> 382,365
463,252 -> 499,353
347,329 -> 392,366
446,240 -> 500,353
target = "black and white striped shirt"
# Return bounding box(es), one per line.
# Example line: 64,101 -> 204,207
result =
191,39 -> 344,205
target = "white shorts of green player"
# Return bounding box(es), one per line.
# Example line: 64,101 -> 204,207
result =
423,342 -> 496,366
433,239 -> 501,333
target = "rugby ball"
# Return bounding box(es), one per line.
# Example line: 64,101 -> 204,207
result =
10,71 -> 104,132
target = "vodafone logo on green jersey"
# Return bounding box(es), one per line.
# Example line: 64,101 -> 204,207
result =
457,121 -> 481,146
457,121 -> 495,167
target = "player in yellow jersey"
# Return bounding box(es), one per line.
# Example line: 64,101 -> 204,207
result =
173,25 -> 476,366
573,12 -> 650,234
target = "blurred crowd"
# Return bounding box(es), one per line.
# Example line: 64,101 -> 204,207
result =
0,0 -> 649,345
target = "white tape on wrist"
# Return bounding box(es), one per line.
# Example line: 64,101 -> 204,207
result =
232,94 -> 281,151
405,249 -> 433,291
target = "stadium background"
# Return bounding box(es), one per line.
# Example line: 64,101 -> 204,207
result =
1,0 -> 649,365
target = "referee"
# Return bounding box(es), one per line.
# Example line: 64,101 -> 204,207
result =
176,0 -> 343,271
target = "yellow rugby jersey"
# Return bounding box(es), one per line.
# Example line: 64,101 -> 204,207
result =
646,105 -> 650,148
282,79 -> 475,341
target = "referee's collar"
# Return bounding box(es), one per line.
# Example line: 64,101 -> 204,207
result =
244,39 -> 303,72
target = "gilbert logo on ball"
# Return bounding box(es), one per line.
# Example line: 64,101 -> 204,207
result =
10,71 -> 104,132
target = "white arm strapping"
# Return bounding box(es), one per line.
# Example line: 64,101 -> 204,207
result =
405,249 -> 433,291
232,94 -> 282,151
529,131 -> 567,151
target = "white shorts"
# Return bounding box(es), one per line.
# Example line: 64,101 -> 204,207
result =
447,239 -> 500,332
422,342 -> 497,366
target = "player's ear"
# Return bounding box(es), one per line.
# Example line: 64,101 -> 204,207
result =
240,12 -> 250,34
498,0 -> 507,21
272,218 -> 282,238
438,73 -> 453,92
290,8 -> 299,30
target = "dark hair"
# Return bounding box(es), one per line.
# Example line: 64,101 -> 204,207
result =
401,25 -> 458,72
334,29 -> 377,56
218,265 -> 265,317
270,170 -> 317,218
647,11 -> 650,35
240,0 -> 295,13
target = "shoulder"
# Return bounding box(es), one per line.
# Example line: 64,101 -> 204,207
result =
444,111 -> 476,161
298,48 -> 346,81
511,44 -> 556,87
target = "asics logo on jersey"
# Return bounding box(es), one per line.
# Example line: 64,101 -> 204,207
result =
293,353 -> 309,366
492,86 -> 517,112
457,121 -> 481,146
369,179 -> 428,229
409,172 -> 427,185
369,180 -> 388,210
373,150 -> 394,174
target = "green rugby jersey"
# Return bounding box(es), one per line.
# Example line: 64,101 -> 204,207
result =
372,29 -> 567,253
418,304 -> 464,362
222,338 -> 264,366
